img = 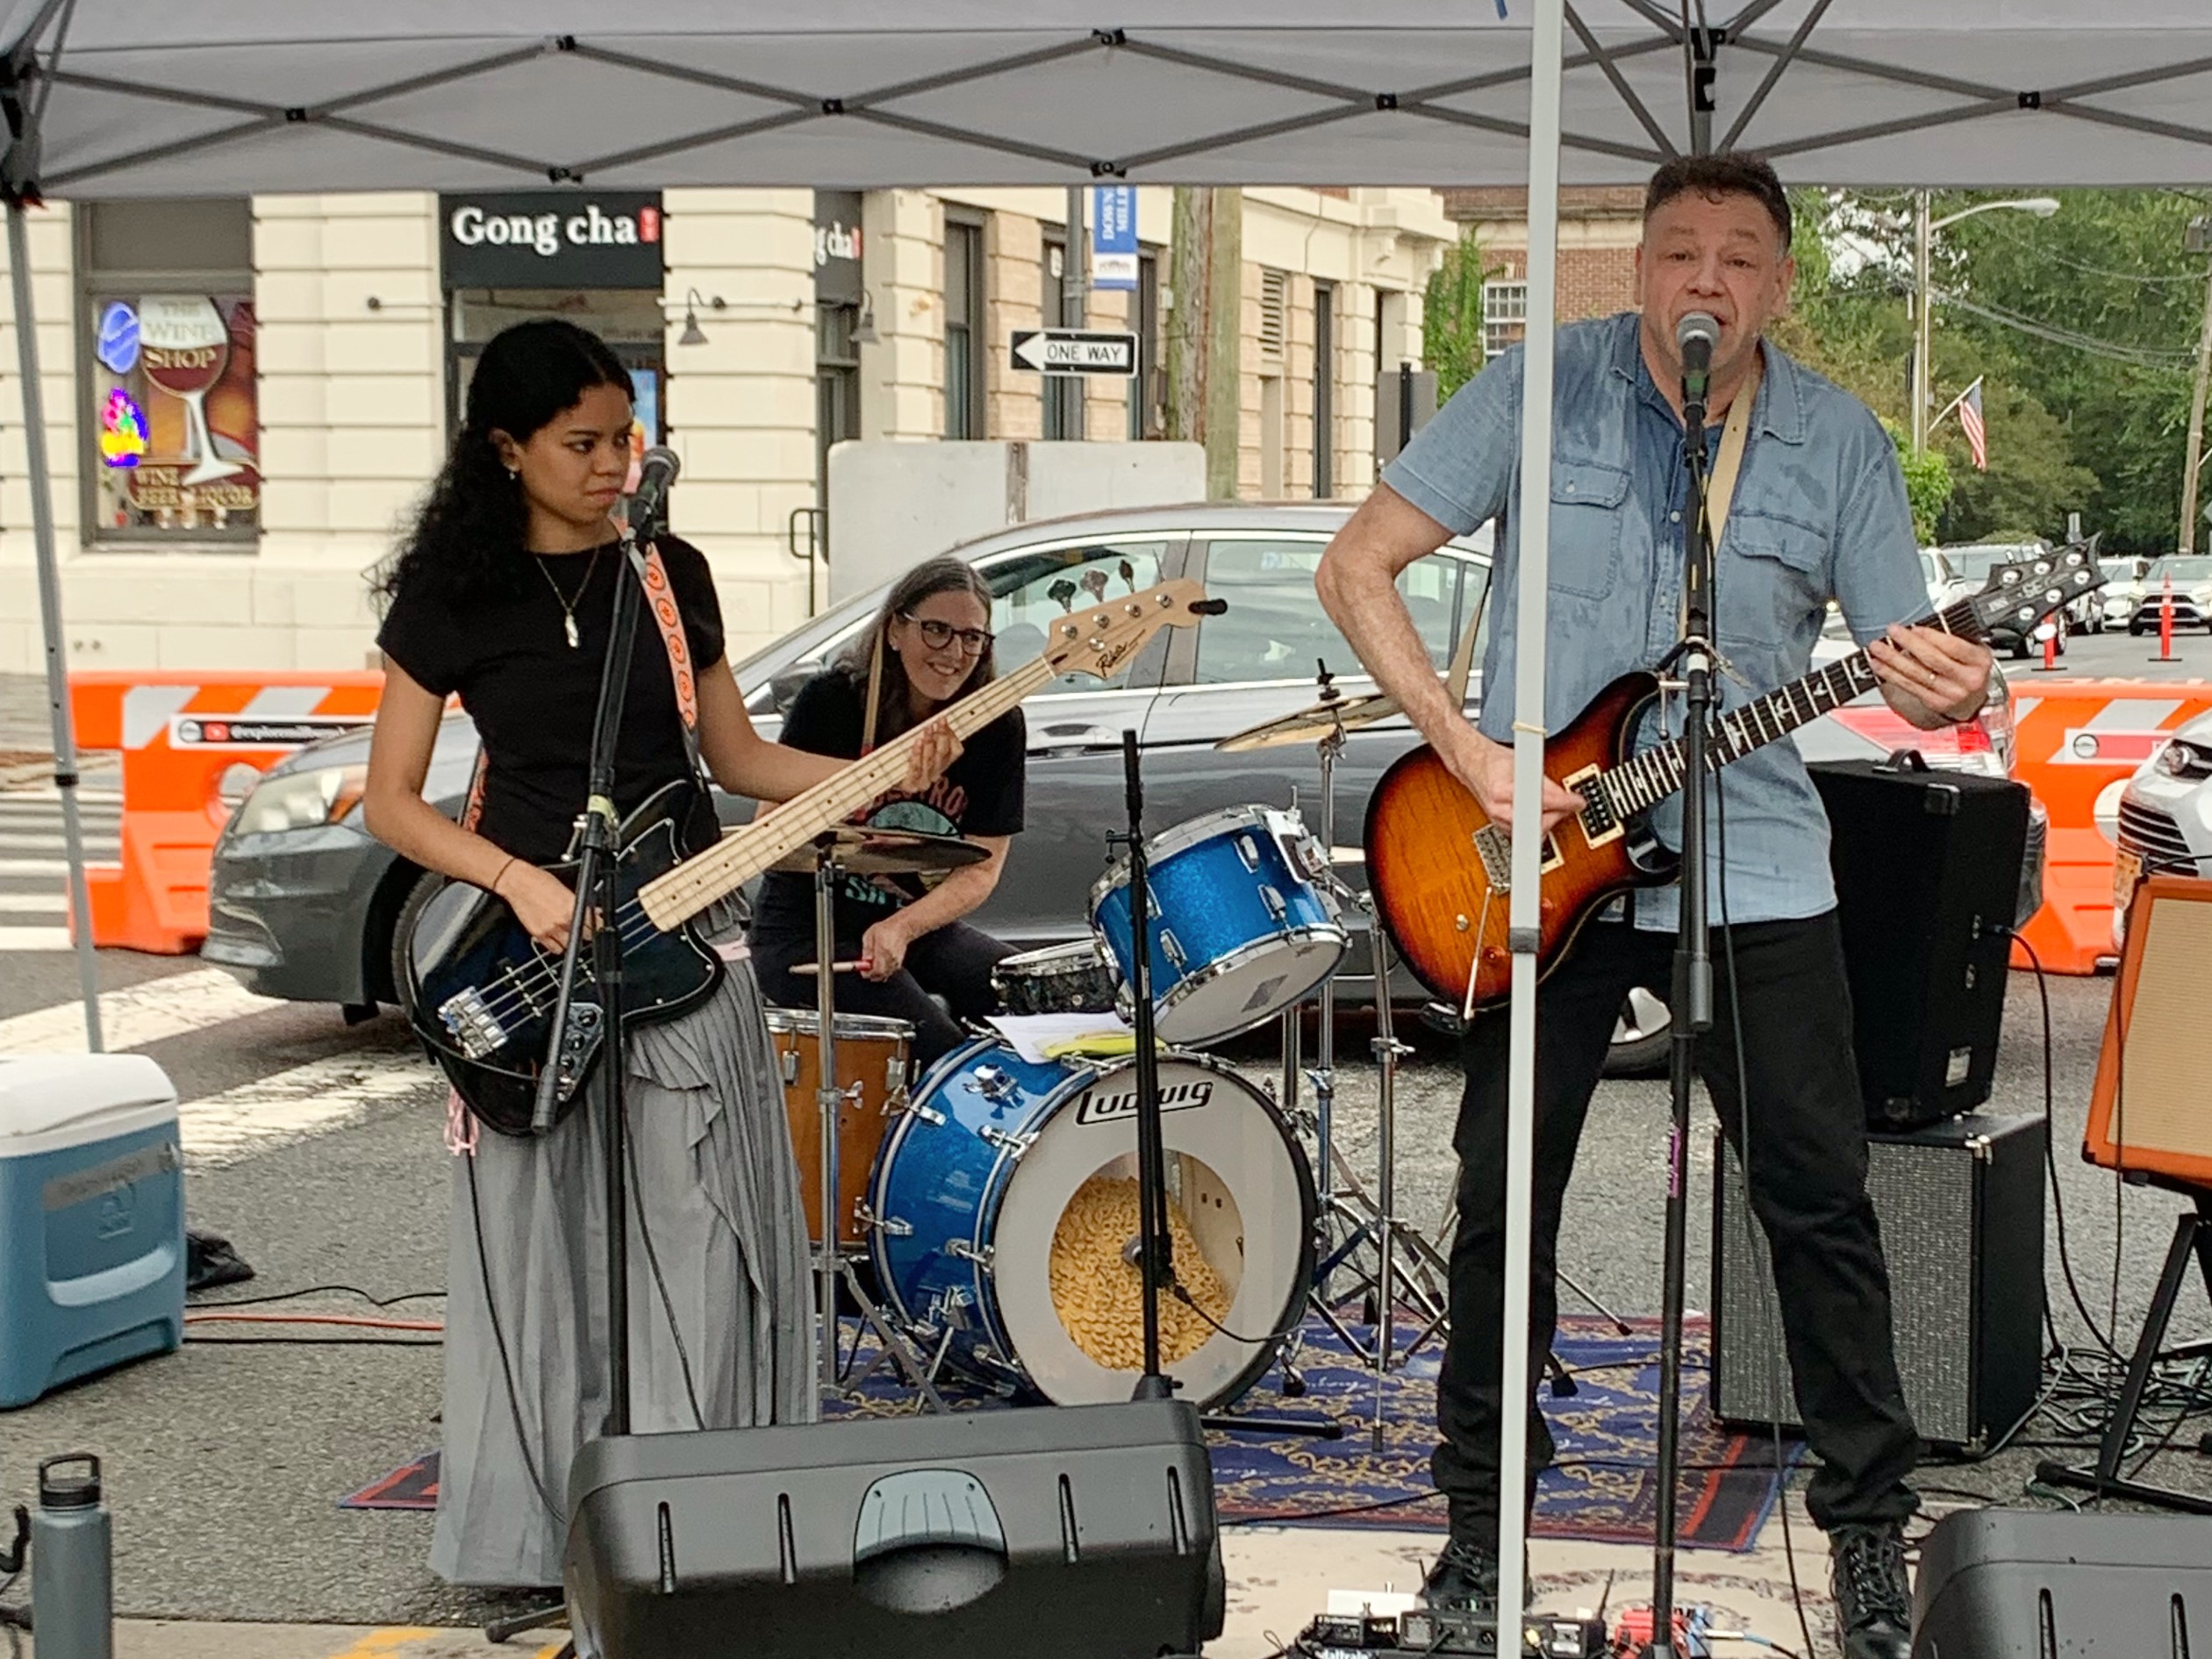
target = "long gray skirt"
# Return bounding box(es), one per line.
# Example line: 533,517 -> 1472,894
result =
431,950 -> 817,1588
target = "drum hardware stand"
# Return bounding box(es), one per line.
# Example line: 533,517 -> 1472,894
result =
809,838 -> 949,1413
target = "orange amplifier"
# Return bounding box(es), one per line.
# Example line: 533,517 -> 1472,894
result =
2086,872 -> 2212,1186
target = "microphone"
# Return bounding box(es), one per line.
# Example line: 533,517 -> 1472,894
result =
620,446 -> 680,539
1676,311 -> 1719,414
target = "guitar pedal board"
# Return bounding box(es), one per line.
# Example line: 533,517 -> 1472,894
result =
1294,1607 -> 1610,1657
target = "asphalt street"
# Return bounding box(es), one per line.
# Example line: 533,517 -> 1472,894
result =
0,634 -> 2207,1632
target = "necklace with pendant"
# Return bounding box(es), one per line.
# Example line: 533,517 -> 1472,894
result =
535,546 -> 602,649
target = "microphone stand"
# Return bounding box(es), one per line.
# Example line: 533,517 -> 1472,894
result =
1114,729 -> 1175,1402
1648,364 -> 1716,1658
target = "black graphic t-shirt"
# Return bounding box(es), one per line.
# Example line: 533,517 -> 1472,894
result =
750,665 -> 1025,947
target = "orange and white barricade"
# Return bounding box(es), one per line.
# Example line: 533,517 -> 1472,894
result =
2009,679 -> 2212,974
68,671 -> 384,954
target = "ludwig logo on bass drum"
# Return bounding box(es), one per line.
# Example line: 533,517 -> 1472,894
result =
1074,1076 -> 1214,1126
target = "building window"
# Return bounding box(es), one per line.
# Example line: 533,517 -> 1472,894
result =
1483,279 -> 1528,358
1313,282 -> 1335,497
80,198 -> 258,541
1258,268 -> 1288,366
945,216 -> 986,440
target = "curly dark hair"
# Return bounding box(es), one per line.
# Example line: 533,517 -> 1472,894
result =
833,555 -> 997,744
1644,152 -> 1792,249
373,318 -> 632,608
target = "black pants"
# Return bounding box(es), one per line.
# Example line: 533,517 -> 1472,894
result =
753,919 -> 1013,1066
1436,913 -> 1921,1548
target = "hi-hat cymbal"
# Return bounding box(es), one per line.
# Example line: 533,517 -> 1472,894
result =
1215,689 -> 1405,752
765,825 -> 991,877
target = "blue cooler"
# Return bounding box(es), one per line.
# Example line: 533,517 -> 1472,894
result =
1,1054 -> 185,1408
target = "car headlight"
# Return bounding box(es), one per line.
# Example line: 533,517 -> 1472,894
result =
231,764 -> 368,835
2157,740 -> 2212,781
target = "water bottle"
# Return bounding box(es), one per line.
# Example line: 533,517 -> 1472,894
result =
31,1453 -> 112,1659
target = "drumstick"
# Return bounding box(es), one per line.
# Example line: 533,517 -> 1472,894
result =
789,960 -> 870,976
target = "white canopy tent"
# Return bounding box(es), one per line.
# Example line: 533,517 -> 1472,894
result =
3,1 -> 2206,1640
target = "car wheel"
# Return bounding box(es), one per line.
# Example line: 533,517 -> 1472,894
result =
1602,986 -> 1672,1077
388,867 -> 448,1025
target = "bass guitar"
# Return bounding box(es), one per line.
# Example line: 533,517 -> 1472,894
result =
404,577 -> 1219,1133
1364,543 -> 2101,1012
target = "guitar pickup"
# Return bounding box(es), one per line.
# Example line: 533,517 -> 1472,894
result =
1564,763 -> 1622,847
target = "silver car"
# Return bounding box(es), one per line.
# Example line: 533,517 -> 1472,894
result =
2111,710 -> 2212,948
2126,555 -> 2212,635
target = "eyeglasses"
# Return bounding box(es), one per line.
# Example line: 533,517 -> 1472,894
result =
899,612 -> 994,656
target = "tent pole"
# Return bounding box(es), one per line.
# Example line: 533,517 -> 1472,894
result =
1499,0 -> 1564,1644
8,197 -> 103,1051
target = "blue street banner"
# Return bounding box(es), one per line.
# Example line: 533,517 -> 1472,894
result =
1092,184 -> 1138,291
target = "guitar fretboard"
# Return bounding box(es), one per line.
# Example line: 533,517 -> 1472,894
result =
638,653 -> 1056,931
1593,595 -> 1984,819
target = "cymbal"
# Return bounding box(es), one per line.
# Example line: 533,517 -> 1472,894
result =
1215,688 -> 1405,752
765,825 -> 991,877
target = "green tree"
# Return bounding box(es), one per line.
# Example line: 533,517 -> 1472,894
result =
1423,230 -> 1494,401
1884,419 -> 1954,545
1932,380 -> 2094,545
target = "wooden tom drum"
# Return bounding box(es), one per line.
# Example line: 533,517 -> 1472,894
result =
763,1008 -> 915,1251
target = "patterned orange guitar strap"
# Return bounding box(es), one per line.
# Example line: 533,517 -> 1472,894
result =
634,541 -> 703,776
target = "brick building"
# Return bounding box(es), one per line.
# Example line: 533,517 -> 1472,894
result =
1439,187 -> 1643,355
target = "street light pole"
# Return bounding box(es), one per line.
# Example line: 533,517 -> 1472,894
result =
2180,216 -> 2212,556
1910,196 -> 2064,457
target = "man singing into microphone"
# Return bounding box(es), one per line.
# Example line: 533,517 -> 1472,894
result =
1316,156 -> 1993,1659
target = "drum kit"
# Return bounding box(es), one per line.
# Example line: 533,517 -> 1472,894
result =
770,670 -> 1469,1432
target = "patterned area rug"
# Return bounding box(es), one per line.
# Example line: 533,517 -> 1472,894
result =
344,1313 -> 1794,1552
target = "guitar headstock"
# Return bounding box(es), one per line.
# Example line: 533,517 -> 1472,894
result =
1034,577 -> 1223,682
1963,541 -> 2105,637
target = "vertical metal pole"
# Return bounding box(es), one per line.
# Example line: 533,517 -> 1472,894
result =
1311,732 -> 1338,1209
814,851 -> 843,1395
1499,0 -> 1565,1643
1061,186 -> 1088,442
9,199 -> 102,1050
2178,252 -> 2212,556
1911,191 -> 1932,456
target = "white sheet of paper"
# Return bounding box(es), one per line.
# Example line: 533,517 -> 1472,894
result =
984,1011 -> 1132,1064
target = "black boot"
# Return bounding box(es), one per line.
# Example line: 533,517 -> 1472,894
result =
1829,1521 -> 1912,1659
1421,1539 -> 1501,1612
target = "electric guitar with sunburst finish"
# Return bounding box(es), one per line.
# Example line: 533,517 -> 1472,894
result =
1364,543 -> 2103,1013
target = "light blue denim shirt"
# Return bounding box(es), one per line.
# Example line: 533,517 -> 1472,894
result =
1382,311 -> 1927,931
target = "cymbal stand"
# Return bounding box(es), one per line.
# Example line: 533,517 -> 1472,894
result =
810,836 -> 948,1412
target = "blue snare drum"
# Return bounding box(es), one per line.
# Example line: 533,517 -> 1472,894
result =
1091,804 -> 1348,1046
867,1037 -> 1314,1407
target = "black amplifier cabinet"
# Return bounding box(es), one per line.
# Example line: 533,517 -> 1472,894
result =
563,1398 -> 1225,1659
1712,1112 -> 2044,1454
1912,1507 -> 2212,1655
1809,758 -> 2029,1129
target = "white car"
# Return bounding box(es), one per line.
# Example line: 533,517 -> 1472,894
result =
2111,710 -> 2212,949
2097,558 -> 2145,633
2127,555 -> 2212,635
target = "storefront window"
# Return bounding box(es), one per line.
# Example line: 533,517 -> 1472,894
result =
80,199 -> 258,540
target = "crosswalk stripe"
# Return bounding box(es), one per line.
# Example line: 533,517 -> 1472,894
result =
0,832 -> 99,850
0,926 -> 70,950
0,858 -> 68,875
182,1047 -> 434,1169
0,967 -> 280,1055
0,894 -> 62,912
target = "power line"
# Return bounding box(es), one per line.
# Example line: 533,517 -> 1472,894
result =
1971,218 -> 2202,286
1932,287 -> 2196,370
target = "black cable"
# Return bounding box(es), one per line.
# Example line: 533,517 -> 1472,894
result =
1172,1281 -> 1308,1347
467,1151 -> 563,1532
190,1284 -> 446,1310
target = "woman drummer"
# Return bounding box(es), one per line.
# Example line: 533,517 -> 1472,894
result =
750,555 -> 1025,1063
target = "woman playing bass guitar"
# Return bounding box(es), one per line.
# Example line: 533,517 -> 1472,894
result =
361,318 -> 952,1591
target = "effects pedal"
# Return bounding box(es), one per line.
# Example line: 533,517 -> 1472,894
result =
1296,1608 -> 1609,1657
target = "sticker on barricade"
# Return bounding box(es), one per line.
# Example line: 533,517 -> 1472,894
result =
168,713 -> 375,749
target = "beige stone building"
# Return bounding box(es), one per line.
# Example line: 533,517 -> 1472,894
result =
0,185 -> 1453,676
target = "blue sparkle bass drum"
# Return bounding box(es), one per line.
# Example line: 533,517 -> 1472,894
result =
867,1038 -> 1315,1408
1090,804 -> 1348,1047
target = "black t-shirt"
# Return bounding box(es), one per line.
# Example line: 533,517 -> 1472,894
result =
376,536 -> 724,866
751,667 -> 1026,946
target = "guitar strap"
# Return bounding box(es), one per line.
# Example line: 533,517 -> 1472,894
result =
1695,357 -> 1758,573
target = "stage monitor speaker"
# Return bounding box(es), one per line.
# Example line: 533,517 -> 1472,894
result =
562,1398 -> 1225,1659
1711,1112 -> 2044,1454
1808,759 -> 2029,1130
1911,1507 -> 2212,1655
2087,872 -> 2212,1185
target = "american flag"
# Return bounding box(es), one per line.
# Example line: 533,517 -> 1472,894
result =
1958,377 -> 1988,471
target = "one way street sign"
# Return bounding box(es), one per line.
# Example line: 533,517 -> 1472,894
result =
1009,328 -> 1138,376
